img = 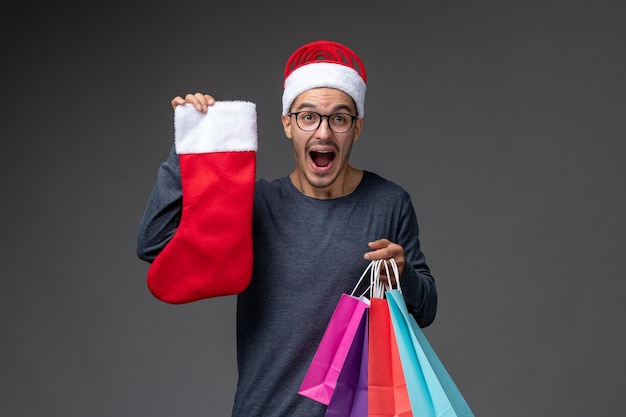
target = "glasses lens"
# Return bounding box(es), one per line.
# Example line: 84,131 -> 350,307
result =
328,113 -> 352,133
296,112 -> 320,131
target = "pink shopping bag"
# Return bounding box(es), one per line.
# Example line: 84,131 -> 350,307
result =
299,262 -> 374,405
299,293 -> 369,405
325,310 -> 369,417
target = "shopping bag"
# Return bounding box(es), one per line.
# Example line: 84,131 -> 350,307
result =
298,262 -> 374,405
386,260 -> 474,417
324,309 -> 369,417
352,312 -> 369,416
368,260 -> 413,417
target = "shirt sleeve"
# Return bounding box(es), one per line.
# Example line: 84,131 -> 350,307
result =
136,144 -> 183,263
397,197 -> 438,328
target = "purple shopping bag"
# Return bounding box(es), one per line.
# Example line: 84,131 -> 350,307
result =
298,293 -> 370,405
325,308 -> 369,417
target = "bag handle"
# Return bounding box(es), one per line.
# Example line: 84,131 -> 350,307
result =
350,260 -> 376,297
386,258 -> 401,293
368,258 -> 401,299
351,258 -> 401,299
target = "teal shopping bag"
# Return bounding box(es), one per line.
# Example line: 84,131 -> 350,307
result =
387,289 -> 474,417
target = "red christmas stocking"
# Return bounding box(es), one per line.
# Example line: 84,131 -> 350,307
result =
147,101 -> 257,304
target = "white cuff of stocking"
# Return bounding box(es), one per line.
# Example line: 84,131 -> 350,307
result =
175,101 -> 258,154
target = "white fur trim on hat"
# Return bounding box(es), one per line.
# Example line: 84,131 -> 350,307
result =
174,101 -> 257,154
282,62 -> 366,118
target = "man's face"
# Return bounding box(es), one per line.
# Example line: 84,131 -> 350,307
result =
281,88 -> 363,197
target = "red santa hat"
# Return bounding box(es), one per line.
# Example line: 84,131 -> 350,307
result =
282,40 -> 367,118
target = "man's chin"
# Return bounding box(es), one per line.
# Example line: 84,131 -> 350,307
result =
306,172 -> 337,190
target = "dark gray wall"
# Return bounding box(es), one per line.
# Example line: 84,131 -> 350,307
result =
2,1 -> 624,416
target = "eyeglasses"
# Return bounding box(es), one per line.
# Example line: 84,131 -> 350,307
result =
289,111 -> 357,133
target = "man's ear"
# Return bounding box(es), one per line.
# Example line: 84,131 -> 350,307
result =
353,118 -> 364,142
281,114 -> 293,139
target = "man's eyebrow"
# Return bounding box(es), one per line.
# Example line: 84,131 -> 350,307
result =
293,102 -> 355,114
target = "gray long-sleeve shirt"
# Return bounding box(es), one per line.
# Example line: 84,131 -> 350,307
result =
136,145 -> 437,416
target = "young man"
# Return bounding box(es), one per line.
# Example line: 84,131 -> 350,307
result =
137,40 -> 437,416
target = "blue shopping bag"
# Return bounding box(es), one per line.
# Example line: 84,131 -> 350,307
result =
387,288 -> 475,417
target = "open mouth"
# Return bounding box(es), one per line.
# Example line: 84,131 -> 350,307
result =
310,150 -> 336,168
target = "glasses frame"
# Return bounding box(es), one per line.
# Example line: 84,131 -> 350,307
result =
289,111 -> 358,133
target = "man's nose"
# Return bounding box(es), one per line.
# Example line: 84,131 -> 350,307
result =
316,115 -> 333,136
